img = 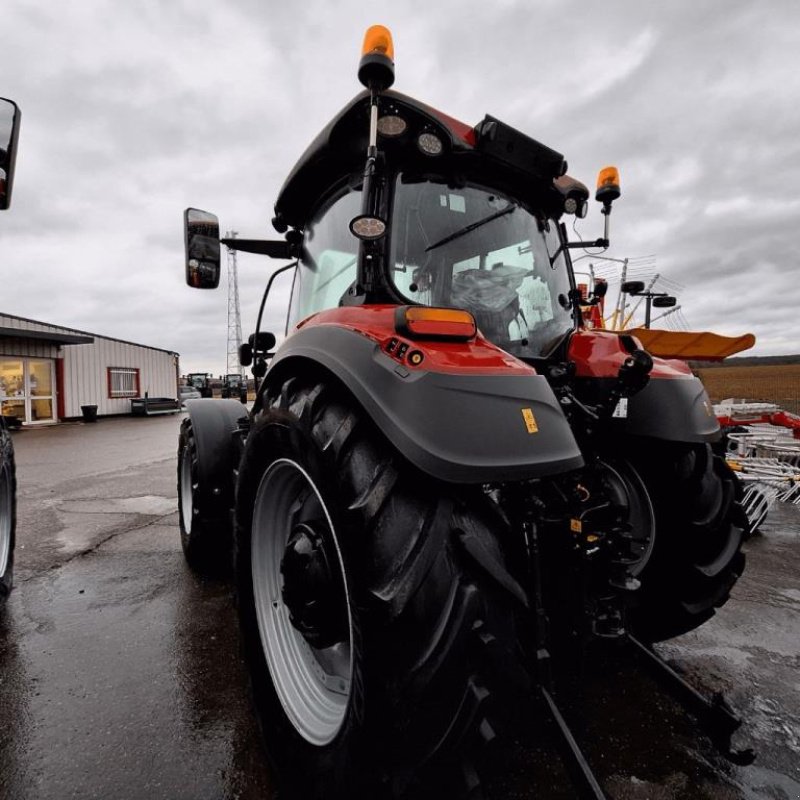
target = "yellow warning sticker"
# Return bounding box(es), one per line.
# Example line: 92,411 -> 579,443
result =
570,518 -> 582,533
521,407 -> 538,434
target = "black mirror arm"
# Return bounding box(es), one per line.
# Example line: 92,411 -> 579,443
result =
549,238 -> 610,267
221,238 -> 294,259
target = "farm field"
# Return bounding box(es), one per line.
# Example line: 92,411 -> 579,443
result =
696,363 -> 800,414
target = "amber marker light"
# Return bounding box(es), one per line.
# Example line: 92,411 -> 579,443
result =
395,306 -> 477,341
596,166 -> 621,204
358,25 -> 395,91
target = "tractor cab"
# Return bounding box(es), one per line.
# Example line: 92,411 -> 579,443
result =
183,26 -> 620,371
275,84 -> 614,363
287,161 -> 578,360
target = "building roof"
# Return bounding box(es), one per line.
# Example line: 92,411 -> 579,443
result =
0,325 -> 93,346
0,312 -> 179,356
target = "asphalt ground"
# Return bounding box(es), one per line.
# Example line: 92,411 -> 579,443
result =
1,414 -> 798,799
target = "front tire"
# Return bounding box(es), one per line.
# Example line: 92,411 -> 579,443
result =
626,441 -> 747,642
0,423 -> 17,603
177,417 -> 231,576
235,379 -> 528,799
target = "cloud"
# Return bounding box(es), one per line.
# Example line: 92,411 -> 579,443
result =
1,0 -> 798,375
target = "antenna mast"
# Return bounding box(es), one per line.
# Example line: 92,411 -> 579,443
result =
225,230 -> 243,377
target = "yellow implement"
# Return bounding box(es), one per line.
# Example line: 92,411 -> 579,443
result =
625,329 -> 756,361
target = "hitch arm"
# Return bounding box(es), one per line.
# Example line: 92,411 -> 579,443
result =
627,635 -> 756,766
540,687 -> 609,800
519,506 -> 609,799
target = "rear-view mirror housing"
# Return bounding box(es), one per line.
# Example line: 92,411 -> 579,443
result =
249,331 -> 277,352
653,296 -> 677,308
184,208 -> 221,289
0,98 -> 21,210
621,281 -> 645,295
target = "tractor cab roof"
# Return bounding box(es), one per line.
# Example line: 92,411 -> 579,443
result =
274,90 -> 586,230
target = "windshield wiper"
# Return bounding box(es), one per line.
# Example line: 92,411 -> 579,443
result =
425,204 -> 517,252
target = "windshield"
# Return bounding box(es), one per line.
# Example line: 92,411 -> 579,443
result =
389,177 -> 574,357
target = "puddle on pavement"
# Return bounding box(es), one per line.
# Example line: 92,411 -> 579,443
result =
58,496 -> 177,516
46,496 -> 178,557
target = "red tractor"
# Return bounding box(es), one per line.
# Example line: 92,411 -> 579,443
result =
0,96 -> 21,606
178,27 -> 750,799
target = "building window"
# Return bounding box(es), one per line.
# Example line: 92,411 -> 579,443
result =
107,367 -> 140,398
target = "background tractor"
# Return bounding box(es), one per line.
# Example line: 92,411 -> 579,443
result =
0,96 -> 21,606
185,372 -> 214,398
177,27 -> 752,800
220,372 -> 247,403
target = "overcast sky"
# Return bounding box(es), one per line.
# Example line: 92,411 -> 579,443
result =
1,0 -> 798,374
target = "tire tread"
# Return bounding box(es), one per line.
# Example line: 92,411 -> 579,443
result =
235,378 -> 528,798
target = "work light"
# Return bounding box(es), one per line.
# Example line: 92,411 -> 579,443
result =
417,132 -> 443,156
350,214 -> 387,240
377,115 -> 407,137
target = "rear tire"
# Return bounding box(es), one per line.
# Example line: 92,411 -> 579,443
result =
0,423 -> 16,604
626,441 -> 746,642
235,379 -> 529,799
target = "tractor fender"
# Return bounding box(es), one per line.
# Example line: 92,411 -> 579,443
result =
264,325 -> 584,484
569,330 -> 720,443
576,375 -> 721,443
619,375 -> 721,442
184,399 -> 249,511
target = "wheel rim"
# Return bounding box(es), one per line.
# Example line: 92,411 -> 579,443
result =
0,460 -> 11,578
600,460 -> 656,578
251,458 -> 353,746
179,446 -> 194,536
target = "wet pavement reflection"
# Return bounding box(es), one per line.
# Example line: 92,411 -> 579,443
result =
0,519 -> 274,799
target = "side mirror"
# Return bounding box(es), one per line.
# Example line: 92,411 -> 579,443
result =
652,296 -> 677,308
592,281 -> 608,299
184,208 -> 221,289
621,280 -> 645,295
242,331 -> 277,373
249,331 -> 276,352
0,98 -> 21,211
238,342 -> 253,367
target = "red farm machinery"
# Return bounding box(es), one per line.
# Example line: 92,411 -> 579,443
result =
177,28 -> 754,799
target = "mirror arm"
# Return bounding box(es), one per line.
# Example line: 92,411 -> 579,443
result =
220,238 -> 293,259
549,238 -> 610,267
601,203 -> 612,242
